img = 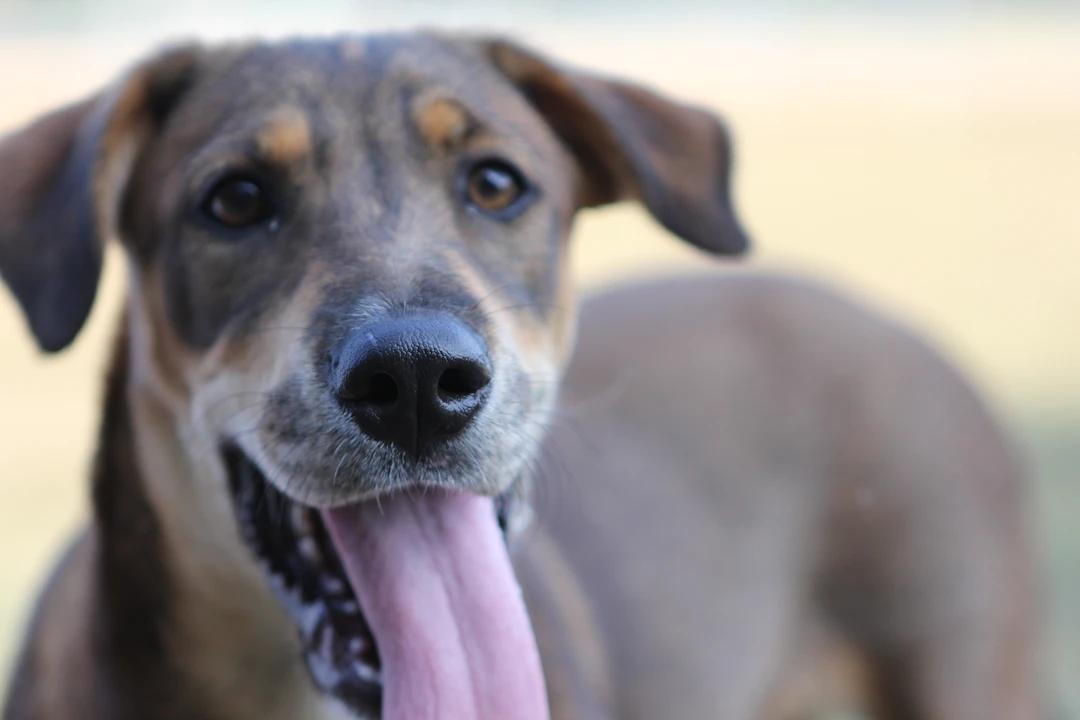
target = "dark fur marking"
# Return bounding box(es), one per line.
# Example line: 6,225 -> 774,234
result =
89,331 -> 207,719
359,38 -> 402,223
0,98 -> 102,352
1,328 -> 207,720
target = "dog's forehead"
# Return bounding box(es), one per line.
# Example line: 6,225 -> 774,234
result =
124,34 -> 574,351
167,35 -> 534,153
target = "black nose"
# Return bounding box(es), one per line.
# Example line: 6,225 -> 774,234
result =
329,312 -> 492,457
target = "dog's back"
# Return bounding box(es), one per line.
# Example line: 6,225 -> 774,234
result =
523,271 -> 1036,719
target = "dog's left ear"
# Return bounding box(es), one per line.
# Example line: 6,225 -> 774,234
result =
480,38 -> 749,255
0,46 -> 201,352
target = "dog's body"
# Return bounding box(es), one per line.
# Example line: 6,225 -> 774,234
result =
0,34 -> 1035,720
523,273 -> 1036,719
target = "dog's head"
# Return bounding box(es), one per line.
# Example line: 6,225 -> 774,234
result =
0,34 -> 746,718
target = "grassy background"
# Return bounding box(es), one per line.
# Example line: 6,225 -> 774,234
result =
0,2 -> 1076,714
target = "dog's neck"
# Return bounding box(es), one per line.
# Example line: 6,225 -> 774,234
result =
86,321 -> 349,720
85,326 -> 208,718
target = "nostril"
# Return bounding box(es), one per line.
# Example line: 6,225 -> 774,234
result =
365,372 -> 399,405
342,370 -> 399,406
437,363 -> 491,401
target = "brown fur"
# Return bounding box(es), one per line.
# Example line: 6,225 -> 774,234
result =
0,33 -> 1035,720
255,108 -> 313,165
413,96 -> 472,150
758,622 -> 884,719
528,273 -> 1037,719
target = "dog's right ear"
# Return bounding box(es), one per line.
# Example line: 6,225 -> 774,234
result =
476,37 -> 749,256
0,46 -> 201,352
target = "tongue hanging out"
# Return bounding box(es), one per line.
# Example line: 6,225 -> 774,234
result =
322,491 -> 549,720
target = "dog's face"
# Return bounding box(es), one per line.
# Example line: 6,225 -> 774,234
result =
123,38 -> 591,508
0,34 -> 745,718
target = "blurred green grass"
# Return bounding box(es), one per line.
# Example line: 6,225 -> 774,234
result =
1021,411 -> 1080,718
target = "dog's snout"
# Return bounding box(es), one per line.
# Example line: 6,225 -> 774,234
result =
330,313 -> 492,457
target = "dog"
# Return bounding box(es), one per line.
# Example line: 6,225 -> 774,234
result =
0,33 -> 1035,720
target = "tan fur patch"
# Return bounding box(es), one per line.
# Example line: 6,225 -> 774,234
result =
442,248 -> 561,377
256,108 -> 312,165
94,47 -> 203,249
549,247 -> 577,367
94,72 -> 154,247
413,96 -> 471,150
759,623 -> 882,719
129,264 -> 195,407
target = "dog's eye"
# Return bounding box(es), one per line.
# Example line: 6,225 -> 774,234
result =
202,176 -> 275,229
464,158 -> 530,218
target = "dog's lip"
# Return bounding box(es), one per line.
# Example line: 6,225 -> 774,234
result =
223,445 -> 383,716
232,442 -> 517,529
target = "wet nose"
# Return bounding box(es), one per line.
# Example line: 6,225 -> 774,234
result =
329,312 -> 492,457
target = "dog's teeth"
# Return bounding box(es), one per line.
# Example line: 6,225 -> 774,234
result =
298,536 -> 321,565
291,504 -> 316,536
228,450 -> 382,704
319,621 -> 335,658
300,601 -> 325,637
351,660 -> 382,683
335,599 -> 360,616
347,637 -> 366,655
320,574 -> 347,596
305,648 -> 340,691
270,573 -> 288,593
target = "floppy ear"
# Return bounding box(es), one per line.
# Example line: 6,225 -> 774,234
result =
481,38 -> 749,255
0,46 -> 200,352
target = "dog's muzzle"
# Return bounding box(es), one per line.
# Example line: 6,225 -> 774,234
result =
328,312 -> 492,459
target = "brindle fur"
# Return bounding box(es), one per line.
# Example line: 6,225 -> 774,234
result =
0,33 -> 1034,720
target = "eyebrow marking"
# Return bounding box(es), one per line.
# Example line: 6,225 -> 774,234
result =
255,108 -> 312,165
442,248 -> 491,309
412,96 -> 472,150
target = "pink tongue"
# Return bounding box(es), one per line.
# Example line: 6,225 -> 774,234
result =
322,491 -> 549,720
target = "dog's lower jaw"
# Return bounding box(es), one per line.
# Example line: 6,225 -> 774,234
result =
0,329 -> 338,720
121,373 -> 357,718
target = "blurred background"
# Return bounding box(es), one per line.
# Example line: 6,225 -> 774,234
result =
0,0 -> 1076,715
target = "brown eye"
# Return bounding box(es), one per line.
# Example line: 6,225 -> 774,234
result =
202,176 -> 274,229
465,158 -> 530,218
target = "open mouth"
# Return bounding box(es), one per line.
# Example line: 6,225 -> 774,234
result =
223,445 -> 549,719
225,446 -> 382,715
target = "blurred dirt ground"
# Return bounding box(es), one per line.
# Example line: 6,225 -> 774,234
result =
0,7 -> 1077,715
